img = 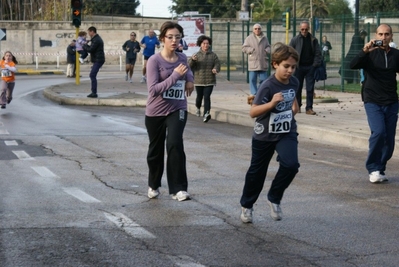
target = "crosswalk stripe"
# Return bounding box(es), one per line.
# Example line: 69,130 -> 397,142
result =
5,140 -> 18,146
63,187 -> 101,203
12,150 -> 34,160
0,129 -> 9,135
31,166 -> 58,178
104,212 -> 156,239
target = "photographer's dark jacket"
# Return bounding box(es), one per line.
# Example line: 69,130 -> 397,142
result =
83,34 -> 105,63
350,48 -> 399,105
289,32 -> 322,67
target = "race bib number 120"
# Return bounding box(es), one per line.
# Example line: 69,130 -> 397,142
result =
163,80 -> 186,100
269,110 -> 292,133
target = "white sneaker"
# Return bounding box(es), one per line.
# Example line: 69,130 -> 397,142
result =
172,191 -> 190,201
79,58 -> 84,64
268,200 -> 282,221
369,171 -> 387,183
148,187 -> 160,199
240,207 -> 253,223
380,172 -> 388,182
129,79 -> 133,83
140,76 -> 146,83
196,109 -> 201,117
125,75 -> 128,81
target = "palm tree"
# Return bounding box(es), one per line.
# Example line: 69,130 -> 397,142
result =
297,0 -> 328,18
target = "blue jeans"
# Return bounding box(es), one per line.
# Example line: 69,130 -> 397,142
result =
240,132 -> 300,208
294,65 -> 315,110
249,71 -> 268,95
364,102 -> 398,174
90,61 -> 104,94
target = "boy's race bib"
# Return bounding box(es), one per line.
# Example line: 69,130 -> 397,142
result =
163,80 -> 186,100
269,110 -> 292,133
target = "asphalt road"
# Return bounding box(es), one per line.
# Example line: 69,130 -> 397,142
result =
0,75 -> 398,266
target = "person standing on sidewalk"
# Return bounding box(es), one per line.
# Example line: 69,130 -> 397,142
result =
83,26 -> 105,98
242,23 -> 271,105
0,51 -> 18,109
122,31 -> 141,83
321,35 -> 332,64
289,21 -> 322,115
350,23 -> 399,183
66,39 -> 76,78
140,29 -> 160,83
145,21 -> 194,201
240,43 -> 300,223
188,35 -> 220,123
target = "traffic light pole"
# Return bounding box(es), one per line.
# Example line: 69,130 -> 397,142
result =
285,12 -> 289,44
75,27 -> 80,85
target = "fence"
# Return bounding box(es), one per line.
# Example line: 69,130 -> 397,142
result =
207,13 -> 399,91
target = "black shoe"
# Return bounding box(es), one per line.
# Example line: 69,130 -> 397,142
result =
1,104 -> 6,109
6,97 -> 12,104
203,112 -> 211,123
87,93 -> 98,98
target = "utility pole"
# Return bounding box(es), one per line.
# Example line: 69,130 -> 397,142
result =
241,0 -> 248,11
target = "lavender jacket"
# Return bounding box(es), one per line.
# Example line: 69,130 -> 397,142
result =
145,52 -> 194,117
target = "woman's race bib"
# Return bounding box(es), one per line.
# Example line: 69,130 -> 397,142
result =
269,110 -> 292,133
163,80 -> 186,100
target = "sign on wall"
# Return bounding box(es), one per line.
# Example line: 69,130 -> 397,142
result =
178,17 -> 205,57
0,29 -> 6,41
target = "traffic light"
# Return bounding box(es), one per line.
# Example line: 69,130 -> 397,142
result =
71,0 -> 83,27
282,11 -> 290,29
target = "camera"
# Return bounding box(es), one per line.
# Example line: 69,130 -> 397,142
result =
373,40 -> 383,47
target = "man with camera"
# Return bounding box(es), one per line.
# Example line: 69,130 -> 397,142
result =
350,24 -> 399,183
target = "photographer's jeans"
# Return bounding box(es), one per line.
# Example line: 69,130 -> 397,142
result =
249,71 -> 268,96
364,102 -> 398,173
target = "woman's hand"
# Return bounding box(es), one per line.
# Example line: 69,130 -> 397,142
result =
174,63 -> 188,76
185,81 -> 194,97
212,68 -> 218,74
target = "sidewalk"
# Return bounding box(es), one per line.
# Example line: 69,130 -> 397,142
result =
39,66 -> 399,158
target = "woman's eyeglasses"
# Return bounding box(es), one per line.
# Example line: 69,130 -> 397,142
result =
165,35 -> 182,40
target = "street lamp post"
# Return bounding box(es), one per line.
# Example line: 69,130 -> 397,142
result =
250,3 -> 254,22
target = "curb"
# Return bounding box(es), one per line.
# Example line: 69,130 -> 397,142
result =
43,88 -> 147,107
16,69 -> 64,75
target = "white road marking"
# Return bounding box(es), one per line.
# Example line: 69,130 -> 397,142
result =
5,140 -> 18,146
167,255 -> 206,267
63,187 -> 101,203
31,166 -> 59,178
12,150 -> 34,160
104,212 -> 156,239
305,157 -> 357,169
0,129 -> 9,135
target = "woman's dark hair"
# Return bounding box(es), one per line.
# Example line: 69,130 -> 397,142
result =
271,42 -> 298,69
2,51 -> 18,64
196,35 -> 212,46
158,21 -> 184,41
